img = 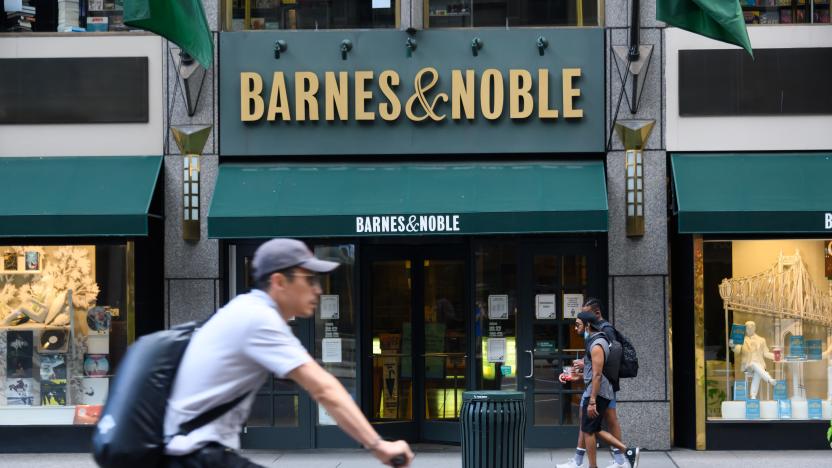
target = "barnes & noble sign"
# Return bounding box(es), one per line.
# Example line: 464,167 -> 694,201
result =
220,29 -> 604,156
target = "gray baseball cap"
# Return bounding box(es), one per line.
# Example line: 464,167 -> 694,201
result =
252,238 -> 339,281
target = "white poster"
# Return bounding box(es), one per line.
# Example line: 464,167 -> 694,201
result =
372,0 -> 391,8
78,377 -> 109,405
488,295 -> 508,320
535,294 -> 557,319
320,294 -> 339,320
322,338 -> 342,363
563,294 -> 585,319
318,404 -> 336,425
4,0 -> 22,13
487,338 -> 507,363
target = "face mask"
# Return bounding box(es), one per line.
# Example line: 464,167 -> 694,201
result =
583,331 -> 589,340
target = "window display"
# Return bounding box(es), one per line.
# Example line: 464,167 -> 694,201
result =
2,0 -> 131,33
427,0 -> 602,28
741,0 -> 830,24
224,0 -> 396,31
703,240 -> 832,421
0,245 -> 128,425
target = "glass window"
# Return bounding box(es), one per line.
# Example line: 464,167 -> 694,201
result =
701,239 -> 832,422
312,244 -> 357,425
474,242 -> 518,391
1,0 -> 135,33
427,0 -> 602,28
224,0 -> 397,31
742,0 -> 829,24
0,244 -> 128,425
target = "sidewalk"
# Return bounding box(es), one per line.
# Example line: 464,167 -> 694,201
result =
1,446 -> 830,468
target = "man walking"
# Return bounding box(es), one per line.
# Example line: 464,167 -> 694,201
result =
558,299 -> 628,468
163,239 -> 414,467
561,311 -> 639,468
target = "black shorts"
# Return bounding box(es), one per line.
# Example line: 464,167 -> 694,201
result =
165,443 -> 265,468
580,396 -> 611,434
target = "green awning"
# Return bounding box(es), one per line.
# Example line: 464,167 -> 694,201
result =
208,162 -> 608,238
671,153 -> 832,234
0,156 -> 162,237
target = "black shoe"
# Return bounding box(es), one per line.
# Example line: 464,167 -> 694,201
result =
625,447 -> 640,468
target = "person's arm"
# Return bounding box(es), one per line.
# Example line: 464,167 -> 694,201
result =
587,345 -> 604,418
288,360 -> 413,467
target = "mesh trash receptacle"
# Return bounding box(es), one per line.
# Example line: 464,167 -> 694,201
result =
460,391 -> 526,468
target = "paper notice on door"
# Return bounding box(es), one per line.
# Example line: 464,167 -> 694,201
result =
488,295 -> 509,320
322,338 -> 342,363
535,294 -> 557,319
563,293 -> 584,319
382,357 -> 399,417
487,337 -> 507,363
372,0 -> 391,8
318,404 -> 336,425
320,294 -> 339,320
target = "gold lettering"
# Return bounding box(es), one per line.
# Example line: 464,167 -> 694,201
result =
451,70 -> 475,120
405,67 -> 447,122
537,69 -> 559,119
354,71 -> 375,121
480,69 -> 504,120
378,70 -> 401,121
240,72 -> 264,122
509,69 -> 533,119
562,68 -> 583,119
267,72 -> 291,121
295,72 -> 319,121
325,71 -> 349,121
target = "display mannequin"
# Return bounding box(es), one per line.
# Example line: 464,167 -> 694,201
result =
729,321 -> 776,399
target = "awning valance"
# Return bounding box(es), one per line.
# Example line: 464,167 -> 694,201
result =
0,156 -> 162,237
671,153 -> 832,234
208,162 -> 608,238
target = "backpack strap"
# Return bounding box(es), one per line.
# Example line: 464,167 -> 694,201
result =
174,391 -> 253,438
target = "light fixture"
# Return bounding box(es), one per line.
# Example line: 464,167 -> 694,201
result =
536,36 -> 549,56
471,37 -> 483,57
273,40 -> 287,59
406,37 -> 417,58
340,39 -> 352,60
171,125 -> 212,241
614,120 -> 655,237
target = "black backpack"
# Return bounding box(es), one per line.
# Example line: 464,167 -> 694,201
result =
92,321 -> 249,468
599,321 -> 639,379
586,333 -> 622,383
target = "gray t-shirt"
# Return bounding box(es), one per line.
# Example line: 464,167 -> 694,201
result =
164,289 -> 312,455
582,333 -> 615,401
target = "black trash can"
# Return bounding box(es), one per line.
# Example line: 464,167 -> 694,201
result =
460,391 -> 526,468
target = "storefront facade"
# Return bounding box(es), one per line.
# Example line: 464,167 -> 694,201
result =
0,34 -> 165,450
667,26 -> 832,450
166,0 -> 670,451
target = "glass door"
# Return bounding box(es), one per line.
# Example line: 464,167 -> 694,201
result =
232,243 -> 314,449
363,246 -> 467,443
517,243 -> 598,447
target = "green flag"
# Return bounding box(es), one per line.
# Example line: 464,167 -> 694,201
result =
657,0 -> 753,58
124,0 -> 213,68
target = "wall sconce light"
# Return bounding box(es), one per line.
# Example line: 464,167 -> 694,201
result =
170,125 -> 212,242
471,37 -> 483,57
536,36 -> 549,56
340,39 -> 353,60
273,40 -> 287,59
405,37 -> 417,58
614,120 -> 655,238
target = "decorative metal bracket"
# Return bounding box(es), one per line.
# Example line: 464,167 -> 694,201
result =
612,44 -> 654,115
169,47 -> 208,117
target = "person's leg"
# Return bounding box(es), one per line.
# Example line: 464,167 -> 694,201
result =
595,430 -> 626,451
606,399 -> 622,441
583,432 -> 598,467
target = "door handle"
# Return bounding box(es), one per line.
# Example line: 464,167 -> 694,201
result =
525,350 -> 534,378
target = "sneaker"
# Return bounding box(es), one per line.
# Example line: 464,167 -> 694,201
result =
624,447 -> 640,468
556,459 -> 586,468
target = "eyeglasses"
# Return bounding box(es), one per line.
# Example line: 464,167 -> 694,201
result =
291,273 -> 321,287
